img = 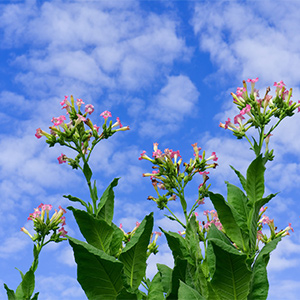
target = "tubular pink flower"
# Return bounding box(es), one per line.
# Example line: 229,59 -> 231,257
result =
57,153 -> 67,164
60,96 -> 69,106
58,227 -> 68,237
85,104 -> 94,115
240,104 -> 251,115
234,113 -> 245,125
93,124 -> 100,132
116,117 -> 123,128
51,115 -> 66,127
100,110 -> 112,119
35,128 -> 43,139
76,98 -> 85,107
206,152 -> 218,162
247,77 -> 259,83
139,150 -> 147,160
288,223 -> 294,232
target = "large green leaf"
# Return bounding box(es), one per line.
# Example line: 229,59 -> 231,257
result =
209,238 -> 251,300
148,272 -> 164,300
68,207 -> 114,253
208,192 -> 245,250
186,214 -> 203,262
22,269 -> 35,299
246,155 -> 265,204
248,237 -> 281,300
206,224 -> 233,279
97,178 -> 119,224
68,237 -> 124,300
119,213 -> 153,290
157,264 -> 172,295
167,258 -> 187,300
178,280 -> 206,300
161,229 -> 189,262
226,182 -> 250,224
109,223 -> 124,257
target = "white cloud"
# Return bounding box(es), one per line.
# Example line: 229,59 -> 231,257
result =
140,75 -> 200,138
1,1 -> 191,97
192,1 -> 300,86
0,232 -> 30,258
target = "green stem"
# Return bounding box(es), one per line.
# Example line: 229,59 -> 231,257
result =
164,203 -> 186,229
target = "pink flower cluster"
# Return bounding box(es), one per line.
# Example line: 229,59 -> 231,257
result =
202,209 -> 223,231
26,203 -> 67,237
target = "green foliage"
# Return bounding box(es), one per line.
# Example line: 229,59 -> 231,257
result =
208,239 -> 251,300
68,207 -> 114,253
96,177 -> 119,224
69,237 -> 124,300
119,213 -> 154,290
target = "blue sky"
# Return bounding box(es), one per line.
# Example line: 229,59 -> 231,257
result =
1,0 -> 300,299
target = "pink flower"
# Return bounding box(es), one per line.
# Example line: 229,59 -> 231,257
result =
260,214 -> 271,225
116,117 -> 123,128
194,212 -> 199,217
119,223 -> 123,229
58,227 -> 68,237
41,204 -> 52,211
274,80 -> 286,88
197,198 -> 205,205
234,113 -> 245,125
57,154 -> 67,164
76,98 -> 85,107
154,231 -> 162,237
60,96 -> 68,106
247,77 -> 259,83
236,87 -> 246,98
100,110 -> 112,119
61,216 -> 66,226
207,152 -> 218,162
93,124 -> 100,132
85,104 -> 94,115
288,223 -> 294,232
139,150 -> 147,160
240,104 -> 251,115
199,171 -> 209,175
51,115 -> 66,126
76,114 -> 86,122
35,128 -> 43,139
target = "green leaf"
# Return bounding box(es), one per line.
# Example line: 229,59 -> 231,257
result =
248,237 -> 281,300
3,284 -> 16,300
246,155 -> 265,203
206,224 -> 233,279
68,207 -> 114,253
109,223 -> 124,257
230,165 -> 246,191
186,214 -> 203,262
97,178 -> 119,224
178,280 -> 205,300
119,213 -> 154,290
167,258 -> 187,300
157,264 -> 172,294
68,237 -> 124,300
116,288 -> 138,299
161,229 -> 189,262
209,238 -> 251,300
31,292 -> 39,300
208,192 -> 245,250
64,194 -> 88,209
226,182 -> 250,223
83,162 -> 92,182
22,269 -> 35,298
148,272 -> 164,300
